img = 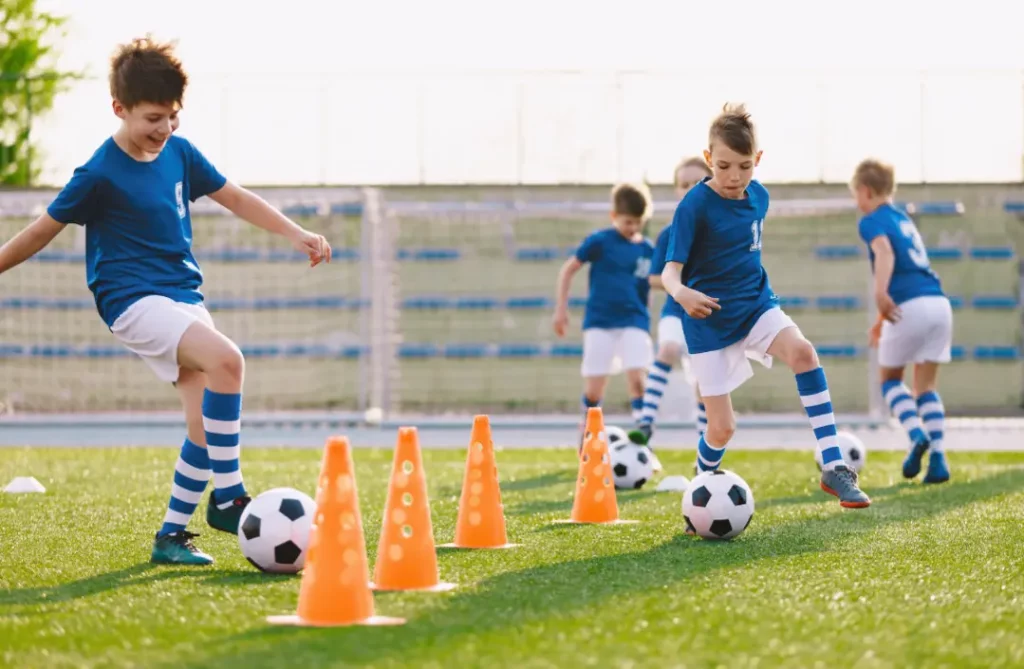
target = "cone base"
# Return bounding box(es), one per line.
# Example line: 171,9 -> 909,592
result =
267,613 -> 406,627
438,542 -> 520,550
552,518 -> 640,525
369,581 -> 458,593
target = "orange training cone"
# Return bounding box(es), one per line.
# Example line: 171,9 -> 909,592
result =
268,436 -> 404,627
564,407 -> 636,524
441,415 -> 518,549
371,427 -> 456,592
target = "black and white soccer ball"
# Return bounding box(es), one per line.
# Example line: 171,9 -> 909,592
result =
607,426 -> 654,490
237,487 -> 316,574
681,469 -> 754,540
814,431 -> 867,473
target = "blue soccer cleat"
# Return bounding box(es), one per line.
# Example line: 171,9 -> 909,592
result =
923,451 -> 950,484
151,531 -> 214,566
902,439 -> 930,479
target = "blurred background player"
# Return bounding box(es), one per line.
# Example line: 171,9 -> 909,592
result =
553,183 -> 655,454
853,159 -> 951,484
661,103 -> 871,510
0,37 -> 332,565
629,157 -> 712,453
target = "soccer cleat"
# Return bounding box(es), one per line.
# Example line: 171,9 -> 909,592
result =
206,492 -> 252,534
627,423 -> 653,446
819,464 -> 871,508
902,439 -> 931,479
151,530 -> 214,565
923,451 -> 950,484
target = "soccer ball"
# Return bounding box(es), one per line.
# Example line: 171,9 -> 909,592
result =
814,431 -> 867,473
238,487 -> 317,574
604,425 -> 629,448
608,432 -> 655,490
682,469 -> 754,540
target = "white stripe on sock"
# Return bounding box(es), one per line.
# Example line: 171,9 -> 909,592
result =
162,509 -> 192,527
800,389 -> 831,407
884,386 -> 908,405
207,445 -> 241,461
176,459 -> 211,481
203,417 -> 241,435
808,413 -> 835,430
918,401 -> 943,416
215,469 -> 244,488
171,483 -> 204,505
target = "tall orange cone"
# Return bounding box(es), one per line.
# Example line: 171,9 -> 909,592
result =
440,415 -> 519,549
371,427 -> 456,592
563,408 -> 637,524
268,436 -> 404,627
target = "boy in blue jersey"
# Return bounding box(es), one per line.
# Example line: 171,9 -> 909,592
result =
629,157 -> 712,449
661,104 -> 871,509
0,38 -> 332,564
553,183 -> 655,452
853,159 -> 951,484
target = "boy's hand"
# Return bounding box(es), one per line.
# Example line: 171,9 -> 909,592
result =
868,315 -> 883,348
875,291 -> 901,323
552,309 -> 569,338
290,229 -> 332,267
673,285 -> 720,319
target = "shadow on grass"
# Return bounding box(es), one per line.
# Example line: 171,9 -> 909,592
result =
175,467 -> 1024,669
508,488 -> 659,518
758,479 -> 917,511
433,469 -> 576,500
0,562 -> 259,608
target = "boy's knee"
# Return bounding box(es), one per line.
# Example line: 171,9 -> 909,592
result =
658,342 -> 682,364
705,417 -> 735,446
789,338 -> 819,371
210,345 -> 245,385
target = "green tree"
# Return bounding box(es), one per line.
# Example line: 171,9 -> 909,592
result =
0,0 -> 78,186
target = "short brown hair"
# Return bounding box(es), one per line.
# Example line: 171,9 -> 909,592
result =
611,182 -> 652,220
709,103 -> 756,155
852,159 -> 896,196
109,36 -> 188,109
674,156 -> 712,186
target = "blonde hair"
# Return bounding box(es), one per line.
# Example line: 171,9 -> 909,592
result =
852,158 -> 896,196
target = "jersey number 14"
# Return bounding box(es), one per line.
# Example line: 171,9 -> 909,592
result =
750,219 -> 765,251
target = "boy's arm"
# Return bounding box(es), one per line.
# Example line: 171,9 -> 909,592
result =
649,274 -> 664,290
208,182 -> 331,266
552,257 -> 582,337
868,236 -> 900,322
0,214 -> 66,275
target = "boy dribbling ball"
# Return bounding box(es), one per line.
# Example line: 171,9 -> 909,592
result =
0,37 -> 333,564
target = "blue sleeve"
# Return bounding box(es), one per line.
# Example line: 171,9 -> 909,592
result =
575,232 -> 602,264
858,215 -> 883,245
184,140 -> 227,201
46,167 -> 99,226
650,227 -> 670,274
666,198 -> 698,265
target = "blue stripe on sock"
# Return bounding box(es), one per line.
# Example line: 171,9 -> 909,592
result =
174,470 -> 208,492
646,388 -> 663,398
653,360 -> 672,373
210,458 -> 241,474
698,436 -> 724,463
813,424 -> 838,441
159,522 -> 186,536
805,401 -> 833,418
921,411 -> 943,422
897,409 -> 919,423
881,379 -> 902,395
180,439 -> 209,469
202,390 -> 241,421
206,432 -> 240,447
642,402 -> 659,410
917,390 -> 939,404
581,394 -> 601,408
820,446 -> 843,464
631,398 -> 644,411
697,403 -> 706,411
169,496 -> 199,515
796,367 -> 827,395
648,373 -> 668,384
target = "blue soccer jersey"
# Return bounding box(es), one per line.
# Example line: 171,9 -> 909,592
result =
650,225 -> 685,321
47,135 -> 227,328
665,178 -> 779,353
574,228 -> 654,331
857,203 -> 944,305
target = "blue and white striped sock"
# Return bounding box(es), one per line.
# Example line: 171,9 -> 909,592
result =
630,397 -> 644,422
203,389 -> 247,508
882,380 -> 929,446
158,438 -> 211,536
696,434 -> 726,472
916,391 -> 945,453
639,360 -> 671,425
796,367 -> 843,470
696,401 -> 707,440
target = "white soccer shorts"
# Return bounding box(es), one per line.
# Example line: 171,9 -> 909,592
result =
878,295 -> 953,368
688,307 -> 797,397
110,295 -> 215,383
656,315 -> 688,353
580,327 -> 653,377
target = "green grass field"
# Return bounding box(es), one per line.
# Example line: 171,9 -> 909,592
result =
3,446 -> 1024,668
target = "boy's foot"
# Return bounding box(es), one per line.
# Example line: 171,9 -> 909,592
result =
627,423 -> 652,446
206,493 -> 252,534
902,439 -> 931,479
923,451 -> 950,484
151,531 -> 214,565
820,465 -> 871,508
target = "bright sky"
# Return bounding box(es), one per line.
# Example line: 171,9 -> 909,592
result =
29,0 -> 1024,185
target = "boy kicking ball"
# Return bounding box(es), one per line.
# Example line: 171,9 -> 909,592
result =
0,37 -> 332,564
660,103 -> 871,509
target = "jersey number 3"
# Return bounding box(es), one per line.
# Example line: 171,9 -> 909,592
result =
900,221 -> 929,268
750,219 -> 764,251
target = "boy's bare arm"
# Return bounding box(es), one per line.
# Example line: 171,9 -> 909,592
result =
0,214 -> 66,274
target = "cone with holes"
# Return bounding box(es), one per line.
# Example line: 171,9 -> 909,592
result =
371,427 -> 456,592
565,407 -> 636,524
268,436 -> 404,627
441,415 -> 518,549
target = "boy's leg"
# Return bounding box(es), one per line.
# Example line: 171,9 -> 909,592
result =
695,393 -> 735,473
764,319 -> 871,508
694,383 -> 707,443
880,369 -> 931,479
632,317 -> 684,444
686,343 -> 752,476
914,362 -> 949,484
152,367 -> 213,565
176,320 -> 252,533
